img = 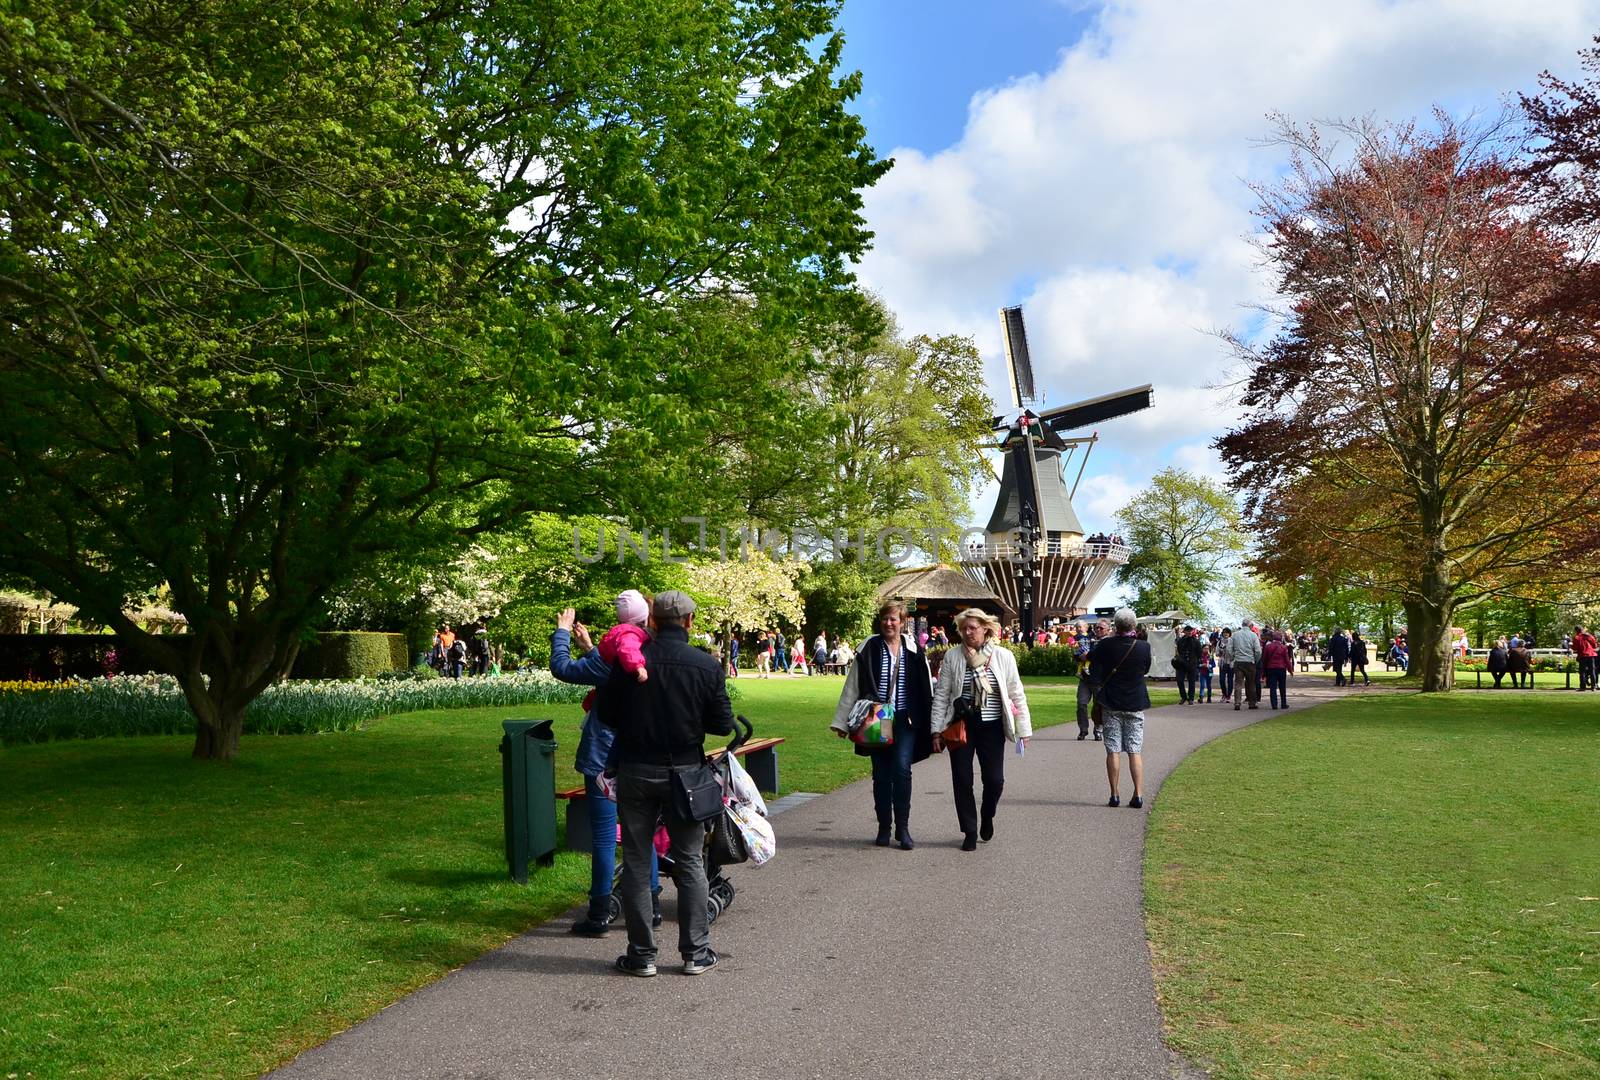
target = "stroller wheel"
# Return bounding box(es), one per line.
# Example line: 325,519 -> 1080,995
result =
706,894 -> 723,924
607,893 -> 622,923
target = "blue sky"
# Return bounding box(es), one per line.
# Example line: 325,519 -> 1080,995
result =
832,0 -> 1600,615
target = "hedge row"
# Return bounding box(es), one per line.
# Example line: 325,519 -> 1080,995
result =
0,632 -> 410,682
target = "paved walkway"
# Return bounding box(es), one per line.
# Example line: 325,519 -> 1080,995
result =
271,678 -> 1353,1080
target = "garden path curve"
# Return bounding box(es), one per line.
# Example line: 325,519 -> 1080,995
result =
270,676 -> 1359,1080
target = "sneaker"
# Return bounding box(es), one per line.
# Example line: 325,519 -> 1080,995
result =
615,955 -> 656,978
682,950 -> 719,976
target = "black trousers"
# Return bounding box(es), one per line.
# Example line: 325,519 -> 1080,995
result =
948,719 -> 1007,836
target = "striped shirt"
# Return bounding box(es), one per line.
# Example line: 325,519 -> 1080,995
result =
963,664 -> 1004,723
874,638 -> 908,712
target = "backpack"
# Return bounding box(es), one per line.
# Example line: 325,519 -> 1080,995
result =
448,639 -> 466,660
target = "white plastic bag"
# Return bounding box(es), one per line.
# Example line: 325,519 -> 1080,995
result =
724,753 -> 767,817
727,799 -> 776,866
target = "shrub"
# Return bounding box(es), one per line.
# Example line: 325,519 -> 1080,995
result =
0,670 -> 587,745
291,632 -> 407,679
1002,644 -> 1080,678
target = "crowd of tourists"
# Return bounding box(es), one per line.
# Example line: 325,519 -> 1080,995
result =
425,621 -> 493,678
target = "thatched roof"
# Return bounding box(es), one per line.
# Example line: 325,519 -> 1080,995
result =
876,565 -> 1004,606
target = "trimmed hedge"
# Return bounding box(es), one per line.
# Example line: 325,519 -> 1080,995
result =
0,634 -> 167,681
926,643 -> 1081,678
291,632 -> 408,679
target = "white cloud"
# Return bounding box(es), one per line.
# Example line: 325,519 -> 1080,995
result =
856,0 -> 1600,527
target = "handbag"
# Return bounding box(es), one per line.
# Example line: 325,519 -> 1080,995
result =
943,693 -> 978,748
848,699 -> 895,746
671,761 -> 724,823
707,806 -> 749,865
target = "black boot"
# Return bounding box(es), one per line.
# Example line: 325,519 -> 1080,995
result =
571,897 -> 613,938
875,818 -> 891,847
893,808 -> 913,850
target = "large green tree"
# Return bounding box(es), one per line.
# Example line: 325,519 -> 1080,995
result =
1114,468 -> 1244,619
0,0 -> 888,757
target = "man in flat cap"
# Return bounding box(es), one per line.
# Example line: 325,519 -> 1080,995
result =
596,589 -> 735,977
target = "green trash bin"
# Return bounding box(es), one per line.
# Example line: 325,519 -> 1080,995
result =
500,719 -> 558,883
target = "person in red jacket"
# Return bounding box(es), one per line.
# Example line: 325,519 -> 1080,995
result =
1573,625 -> 1598,691
1262,630 -> 1294,709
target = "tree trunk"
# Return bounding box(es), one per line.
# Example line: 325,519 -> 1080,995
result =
179,673 -> 246,761
1411,559 -> 1457,692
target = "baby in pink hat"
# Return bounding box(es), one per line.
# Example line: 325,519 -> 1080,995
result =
600,589 -> 652,683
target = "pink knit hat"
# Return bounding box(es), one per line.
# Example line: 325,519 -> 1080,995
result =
616,589 -> 649,626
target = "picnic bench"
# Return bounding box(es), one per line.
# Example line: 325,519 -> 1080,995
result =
556,736 -> 784,855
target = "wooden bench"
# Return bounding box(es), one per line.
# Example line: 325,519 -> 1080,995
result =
556,737 -> 784,855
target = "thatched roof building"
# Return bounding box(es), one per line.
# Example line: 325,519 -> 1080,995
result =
875,565 -> 1011,630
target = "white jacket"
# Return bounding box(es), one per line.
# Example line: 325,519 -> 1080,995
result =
930,645 -> 1033,742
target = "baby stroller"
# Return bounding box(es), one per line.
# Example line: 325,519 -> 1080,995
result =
611,715 -> 759,925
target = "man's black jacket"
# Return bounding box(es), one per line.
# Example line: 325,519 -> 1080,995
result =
1175,633 -> 1202,670
595,623 -> 735,764
1329,632 -> 1350,661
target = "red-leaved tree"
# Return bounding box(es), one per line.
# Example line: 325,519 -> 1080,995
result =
1217,114 -> 1600,691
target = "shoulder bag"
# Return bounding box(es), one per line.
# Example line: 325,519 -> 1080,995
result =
671,759 -> 725,823
1090,639 -> 1135,726
846,642 -> 896,747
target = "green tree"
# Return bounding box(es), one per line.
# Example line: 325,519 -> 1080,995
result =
799,299 -> 995,549
0,0 -> 888,757
797,558 -> 878,643
1114,469 -> 1245,618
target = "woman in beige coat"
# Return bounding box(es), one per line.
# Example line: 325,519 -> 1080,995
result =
930,608 -> 1032,851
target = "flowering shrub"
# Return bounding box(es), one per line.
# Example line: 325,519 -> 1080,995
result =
0,670 -> 586,745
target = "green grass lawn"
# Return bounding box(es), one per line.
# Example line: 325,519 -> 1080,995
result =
0,672 -> 1123,1078
1146,693 -> 1600,1079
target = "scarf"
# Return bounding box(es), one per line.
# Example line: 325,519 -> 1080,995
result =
964,641 -> 996,713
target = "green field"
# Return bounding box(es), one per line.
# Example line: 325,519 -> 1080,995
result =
0,673 -> 1109,1078
1146,693 -> 1600,1078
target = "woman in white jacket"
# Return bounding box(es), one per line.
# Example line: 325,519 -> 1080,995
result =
930,608 -> 1032,851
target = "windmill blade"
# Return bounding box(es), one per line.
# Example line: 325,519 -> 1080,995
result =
1039,384 -> 1154,433
999,305 -> 1035,408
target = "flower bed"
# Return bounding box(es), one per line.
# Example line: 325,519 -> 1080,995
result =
0,671 -> 587,745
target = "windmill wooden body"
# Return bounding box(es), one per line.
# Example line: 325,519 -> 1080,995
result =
960,306 -> 1153,638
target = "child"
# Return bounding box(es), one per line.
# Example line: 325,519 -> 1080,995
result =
1198,645 -> 1214,703
580,589 -> 652,712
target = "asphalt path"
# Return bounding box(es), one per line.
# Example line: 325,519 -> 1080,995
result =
270,676 -> 1352,1080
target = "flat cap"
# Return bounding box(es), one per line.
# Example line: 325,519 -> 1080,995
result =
651,589 -> 696,620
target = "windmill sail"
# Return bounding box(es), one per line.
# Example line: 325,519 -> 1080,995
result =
1037,384 -> 1153,432
1000,305 -> 1035,408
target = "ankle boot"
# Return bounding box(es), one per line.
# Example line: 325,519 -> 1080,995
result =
570,897 -> 613,937
875,820 -> 891,847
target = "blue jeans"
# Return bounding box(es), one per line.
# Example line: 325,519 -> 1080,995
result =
585,773 -> 657,900
1219,664 -> 1234,699
870,714 -> 916,827
1266,667 -> 1288,707
1198,671 -> 1212,701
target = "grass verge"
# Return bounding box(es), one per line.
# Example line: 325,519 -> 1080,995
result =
1145,692 -> 1600,1078
0,672 -> 1132,1077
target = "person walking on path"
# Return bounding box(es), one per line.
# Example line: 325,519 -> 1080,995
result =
1174,626 -> 1202,705
1074,632 -> 1102,740
595,590 -> 734,978
1573,625 -> 1598,690
830,600 -> 934,850
1262,630 -> 1292,709
1488,636 -> 1509,688
1092,607 -> 1152,808
1217,627 -> 1235,703
1349,631 -> 1371,685
1507,639 -> 1532,688
1328,628 -> 1350,686
930,608 -> 1032,851
550,608 -> 660,937
1198,645 -> 1215,703
1227,623 -> 1263,711
727,633 -> 740,678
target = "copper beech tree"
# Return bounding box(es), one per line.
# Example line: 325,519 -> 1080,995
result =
1216,115 -> 1600,691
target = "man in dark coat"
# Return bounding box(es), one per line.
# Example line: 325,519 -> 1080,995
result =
596,590 -> 734,978
1174,626 -> 1203,705
1329,628 -> 1351,686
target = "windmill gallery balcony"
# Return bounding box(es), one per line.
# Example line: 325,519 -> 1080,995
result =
959,539 -> 1131,619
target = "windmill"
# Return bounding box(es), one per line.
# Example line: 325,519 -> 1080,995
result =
961,305 -> 1154,639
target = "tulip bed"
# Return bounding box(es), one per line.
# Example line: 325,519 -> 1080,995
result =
0,670 -> 587,745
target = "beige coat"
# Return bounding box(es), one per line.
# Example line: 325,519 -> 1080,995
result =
930,644 -> 1032,742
